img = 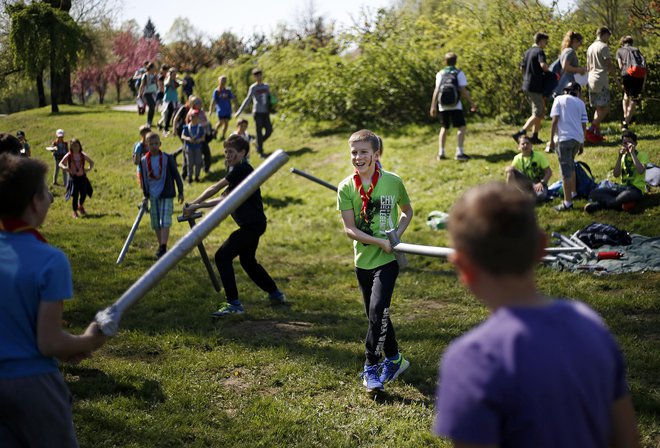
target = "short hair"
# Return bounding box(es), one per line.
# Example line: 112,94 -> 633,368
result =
224,134 -> 249,154
139,125 -> 151,135
444,52 -> 458,66
620,35 -> 633,46
160,64 -> 169,71
622,130 -> 637,143
237,118 -> 248,126
0,133 -> 22,156
518,134 -> 531,144
147,62 -> 155,71
534,32 -> 549,44
448,182 -> 541,275
0,153 -> 48,218
597,27 -> 611,37
348,129 -> 381,153
145,132 -> 160,143
252,68 -> 262,75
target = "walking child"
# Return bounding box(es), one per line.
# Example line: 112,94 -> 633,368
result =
433,182 -> 640,447
50,129 -> 69,186
133,125 -> 151,183
139,132 -> 184,259
59,138 -> 94,218
183,134 -> 285,317
337,129 -> 414,393
16,131 -> 31,157
210,75 -> 237,141
181,110 -> 205,183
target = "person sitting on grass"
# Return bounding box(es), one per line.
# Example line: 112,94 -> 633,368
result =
337,129 -> 414,394
139,132 -> 184,259
505,134 -> 552,204
585,130 -> 648,213
183,134 -> 286,317
0,154 -> 107,447
433,181 -> 640,448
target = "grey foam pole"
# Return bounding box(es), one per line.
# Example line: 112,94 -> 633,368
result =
392,241 -> 455,258
116,199 -> 148,264
290,168 -> 337,192
96,149 -> 289,336
385,229 -> 409,268
544,247 -> 587,254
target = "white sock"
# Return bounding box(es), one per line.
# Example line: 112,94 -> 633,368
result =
456,147 -> 464,156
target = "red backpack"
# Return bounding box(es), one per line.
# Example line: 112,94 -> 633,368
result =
625,47 -> 647,79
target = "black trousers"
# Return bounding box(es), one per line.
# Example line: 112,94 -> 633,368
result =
589,185 -> 643,209
144,93 -> 156,126
163,102 -> 175,131
71,174 -> 88,211
253,112 -> 272,155
355,260 -> 399,365
214,221 -> 278,302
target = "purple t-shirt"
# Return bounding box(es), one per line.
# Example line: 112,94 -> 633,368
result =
434,299 -> 627,448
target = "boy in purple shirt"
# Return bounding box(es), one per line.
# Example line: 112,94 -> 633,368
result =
433,182 -> 640,448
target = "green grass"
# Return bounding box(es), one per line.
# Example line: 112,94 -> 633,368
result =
2,105 -> 659,447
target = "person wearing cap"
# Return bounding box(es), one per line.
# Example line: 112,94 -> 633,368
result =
586,27 -> 616,143
51,129 -> 69,186
548,82 -> 589,211
16,131 -> 31,158
235,68 -> 272,158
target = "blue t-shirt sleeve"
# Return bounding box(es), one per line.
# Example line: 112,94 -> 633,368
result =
39,250 -> 73,302
434,342 -> 503,445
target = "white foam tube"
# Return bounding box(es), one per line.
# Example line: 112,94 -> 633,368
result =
96,150 -> 290,336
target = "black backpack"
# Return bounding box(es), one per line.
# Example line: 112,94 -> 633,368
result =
577,223 -> 632,248
438,68 -> 460,106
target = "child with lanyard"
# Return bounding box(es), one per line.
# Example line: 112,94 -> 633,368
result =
183,134 -> 286,317
0,154 -> 107,447
505,134 -> 552,204
337,129 -> 414,393
59,138 -> 95,218
139,132 -> 184,259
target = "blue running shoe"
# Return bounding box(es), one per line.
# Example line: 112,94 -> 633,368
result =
212,303 -> 245,317
379,353 -> 410,384
360,364 -> 384,393
268,291 -> 287,305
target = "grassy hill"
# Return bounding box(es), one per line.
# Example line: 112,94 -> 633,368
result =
2,105 -> 659,447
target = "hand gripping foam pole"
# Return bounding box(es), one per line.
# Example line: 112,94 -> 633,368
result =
116,199 -> 148,264
96,150 -> 289,336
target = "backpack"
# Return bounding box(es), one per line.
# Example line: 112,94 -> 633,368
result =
625,47 -> 647,79
577,222 -> 632,248
438,68 -> 460,107
575,161 -> 598,198
543,58 -> 562,97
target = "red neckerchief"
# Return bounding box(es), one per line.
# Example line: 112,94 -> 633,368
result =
146,150 -> 163,180
0,218 -> 47,243
353,165 -> 381,221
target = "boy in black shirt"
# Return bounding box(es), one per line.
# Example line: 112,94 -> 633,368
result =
183,135 -> 285,316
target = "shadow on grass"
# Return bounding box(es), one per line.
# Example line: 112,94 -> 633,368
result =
285,147 -> 315,158
48,109 -> 107,117
64,366 -> 165,403
469,149 -> 517,163
263,195 -> 303,208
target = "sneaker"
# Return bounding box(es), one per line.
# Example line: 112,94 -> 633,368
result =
530,136 -> 544,145
584,202 -> 602,214
78,205 -> 86,215
621,121 -> 628,131
212,303 -> 245,317
379,353 -> 410,384
155,246 -> 167,259
511,130 -> 526,143
554,202 -> 573,212
268,292 -> 287,305
455,153 -> 470,162
436,154 -> 447,161
72,211 -> 79,219
360,364 -> 384,393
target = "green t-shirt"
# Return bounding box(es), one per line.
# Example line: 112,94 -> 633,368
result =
511,150 -> 550,183
620,150 -> 649,194
337,170 -> 411,269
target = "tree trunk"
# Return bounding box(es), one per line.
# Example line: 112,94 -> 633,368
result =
116,82 -> 121,103
50,67 -> 59,113
36,72 -> 46,107
62,66 -> 73,104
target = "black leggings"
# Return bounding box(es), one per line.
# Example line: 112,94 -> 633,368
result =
144,93 -> 156,126
163,102 -> 175,131
589,185 -> 643,209
71,174 -> 88,211
214,221 -> 278,302
253,112 -> 272,154
355,260 -> 399,365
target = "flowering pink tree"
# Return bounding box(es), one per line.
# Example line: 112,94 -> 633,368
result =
106,32 -> 160,102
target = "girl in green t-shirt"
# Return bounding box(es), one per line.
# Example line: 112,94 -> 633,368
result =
337,129 -> 414,393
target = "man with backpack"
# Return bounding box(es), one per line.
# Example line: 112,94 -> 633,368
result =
586,27 -> 616,143
548,81 -> 589,211
616,36 -> 647,130
430,52 -> 477,162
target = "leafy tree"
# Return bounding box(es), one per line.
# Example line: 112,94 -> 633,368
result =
210,32 -> 246,65
8,2 -> 85,112
162,17 -> 211,72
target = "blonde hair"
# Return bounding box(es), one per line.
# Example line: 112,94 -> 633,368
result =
561,31 -> 583,50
